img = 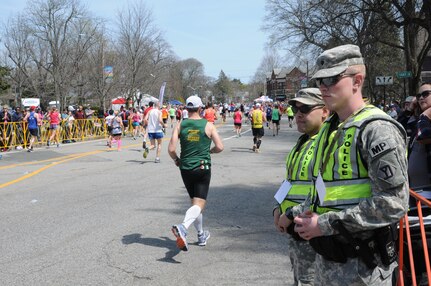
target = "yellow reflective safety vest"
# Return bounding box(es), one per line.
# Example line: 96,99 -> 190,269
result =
280,134 -> 317,213
251,110 -> 263,128
311,105 -> 398,214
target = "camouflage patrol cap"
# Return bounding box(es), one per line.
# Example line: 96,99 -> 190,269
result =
288,88 -> 323,106
312,44 -> 364,79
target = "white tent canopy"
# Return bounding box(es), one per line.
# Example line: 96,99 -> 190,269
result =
141,94 -> 159,106
254,95 -> 273,103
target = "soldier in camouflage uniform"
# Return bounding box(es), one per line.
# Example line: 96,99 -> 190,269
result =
278,44 -> 409,285
274,88 -> 330,285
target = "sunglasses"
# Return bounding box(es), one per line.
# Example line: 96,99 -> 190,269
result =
315,73 -> 356,88
416,90 -> 431,100
292,104 -> 324,114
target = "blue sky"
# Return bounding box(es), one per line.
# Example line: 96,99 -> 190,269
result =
1,0 -> 268,83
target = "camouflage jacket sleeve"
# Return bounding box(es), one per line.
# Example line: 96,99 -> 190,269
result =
317,120 -> 410,236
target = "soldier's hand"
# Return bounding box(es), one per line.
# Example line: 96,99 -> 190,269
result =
277,212 -> 292,233
294,211 -> 322,240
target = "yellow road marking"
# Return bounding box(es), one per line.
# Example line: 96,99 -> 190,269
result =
0,123 -> 224,189
0,153 -> 80,170
0,150 -> 103,189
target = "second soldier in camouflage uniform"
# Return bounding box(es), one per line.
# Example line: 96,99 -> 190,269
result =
279,44 -> 409,285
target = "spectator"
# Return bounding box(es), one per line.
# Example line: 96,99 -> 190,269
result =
74,106 -> 86,135
64,110 -> 75,143
397,96 -> 419,140
12,107 -> 24,149
408,83 -> 431,189
0,105 -> 12,151
388,105 -> 398,119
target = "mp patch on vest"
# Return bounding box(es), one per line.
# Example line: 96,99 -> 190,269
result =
368,138 -> 396,159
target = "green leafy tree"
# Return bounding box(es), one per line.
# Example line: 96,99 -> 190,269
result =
213,70 -> 232,103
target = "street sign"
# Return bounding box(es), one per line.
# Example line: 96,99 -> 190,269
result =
300,79 -> 308,88
396,71 -> 412,79
375,76 -> 393,86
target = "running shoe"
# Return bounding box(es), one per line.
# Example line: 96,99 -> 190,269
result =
172,224 -> 188,251
47,140 -> 50,146
143,148 -> 149,158
252,145 -> 256,152
155,157 -> 160,163
197,230 -> 210,246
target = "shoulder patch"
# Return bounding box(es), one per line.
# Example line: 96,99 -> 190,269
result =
368,138 -> 396,159
376,159 -> 404,186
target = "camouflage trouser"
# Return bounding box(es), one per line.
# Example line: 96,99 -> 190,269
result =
287,236 -> 316,286
314,254 -> 397,286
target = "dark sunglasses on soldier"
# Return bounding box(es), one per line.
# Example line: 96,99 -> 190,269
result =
315,73 -> 356,88
416,90 -> 431,100
292,104 -> 324,114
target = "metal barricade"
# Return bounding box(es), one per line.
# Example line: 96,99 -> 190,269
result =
0,119 -> 109,150
398,189 -> 431,286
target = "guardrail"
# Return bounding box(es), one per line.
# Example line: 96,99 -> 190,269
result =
0,119 -> 134,150
397,189 -> 431,286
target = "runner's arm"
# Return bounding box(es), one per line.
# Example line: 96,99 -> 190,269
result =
207,123 -> 223,153
168,124 -> 180,162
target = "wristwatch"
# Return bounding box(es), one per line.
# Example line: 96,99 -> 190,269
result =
285,208 -> 294,221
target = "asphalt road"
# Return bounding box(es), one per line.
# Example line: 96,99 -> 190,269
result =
0,117 -> 300,286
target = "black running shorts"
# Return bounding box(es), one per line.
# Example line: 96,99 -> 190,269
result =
180,168 -> 211,200
252,127 -> 264,137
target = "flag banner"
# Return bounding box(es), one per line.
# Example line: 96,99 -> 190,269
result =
103,66 -> 113,83
159,82 -> 167,105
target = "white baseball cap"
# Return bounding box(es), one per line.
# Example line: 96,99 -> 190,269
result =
186,95 -> 204,108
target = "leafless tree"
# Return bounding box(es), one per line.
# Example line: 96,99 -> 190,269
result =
363,0 -> 431,97
20,0 -> 91,110
167,58 -> 206,102
3,14 -> 36,105
116,1 -> 163,105
264,0 -> 430,101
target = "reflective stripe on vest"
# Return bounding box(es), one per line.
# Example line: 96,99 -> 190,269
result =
280,181 -> 312,213
286,135 -> 317,181
280,135 -> 317,213
311,106 -> 391,213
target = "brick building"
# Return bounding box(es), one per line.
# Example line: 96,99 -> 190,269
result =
266,67 -> 307,102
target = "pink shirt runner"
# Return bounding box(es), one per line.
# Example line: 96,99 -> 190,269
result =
234,111 -> 242,124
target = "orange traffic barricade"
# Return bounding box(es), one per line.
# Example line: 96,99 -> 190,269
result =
397,189 -> 431,286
